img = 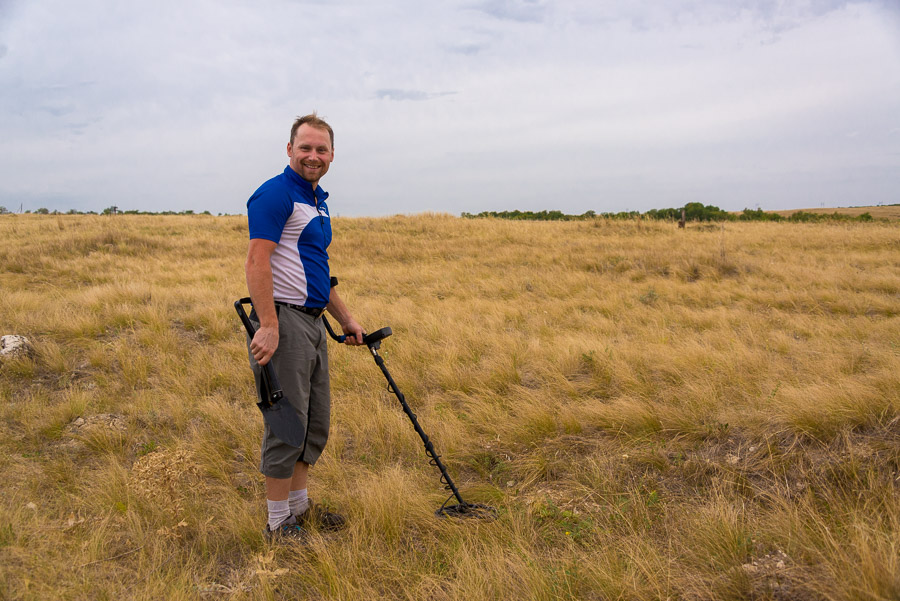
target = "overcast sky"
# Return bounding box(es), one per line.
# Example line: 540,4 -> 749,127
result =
1,0 -> 898,216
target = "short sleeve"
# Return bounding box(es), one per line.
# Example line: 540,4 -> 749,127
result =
247,181 -> 293,242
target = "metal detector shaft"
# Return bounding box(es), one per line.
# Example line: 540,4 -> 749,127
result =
322,317 -> 466,506
368,346 -> 467,507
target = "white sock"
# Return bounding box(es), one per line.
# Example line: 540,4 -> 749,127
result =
289,489 -> 309,516
267,499 -> 292,530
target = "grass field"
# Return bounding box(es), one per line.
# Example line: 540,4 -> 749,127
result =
0,214 -> 898,600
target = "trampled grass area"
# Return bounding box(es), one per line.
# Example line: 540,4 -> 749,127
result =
0,214 -> 898,600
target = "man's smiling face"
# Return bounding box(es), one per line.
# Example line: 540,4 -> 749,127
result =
287,123 -> 334,188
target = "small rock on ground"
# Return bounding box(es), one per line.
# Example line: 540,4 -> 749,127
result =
0,335 -> 34,362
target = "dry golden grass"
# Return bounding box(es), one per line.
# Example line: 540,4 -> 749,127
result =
0,213 -> 898,600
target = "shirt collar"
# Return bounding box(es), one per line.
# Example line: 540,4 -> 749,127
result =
284,165 -> 329,203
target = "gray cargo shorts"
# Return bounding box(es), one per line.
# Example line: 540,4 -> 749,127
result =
248,305 -> 330,479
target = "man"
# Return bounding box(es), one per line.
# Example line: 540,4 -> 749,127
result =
245,113 -> 364,540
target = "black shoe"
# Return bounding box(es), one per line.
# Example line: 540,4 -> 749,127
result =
264,519 -> 309,542
296,502 -> 346,531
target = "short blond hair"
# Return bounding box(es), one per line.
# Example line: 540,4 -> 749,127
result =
290,113 -> 334,148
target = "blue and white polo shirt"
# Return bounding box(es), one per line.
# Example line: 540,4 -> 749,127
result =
247,166 -> 333,308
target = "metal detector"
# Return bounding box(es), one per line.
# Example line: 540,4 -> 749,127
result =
323,317 -> 498,520
234,298 -> 306,447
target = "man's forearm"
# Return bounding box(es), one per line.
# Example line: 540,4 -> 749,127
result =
325,288 -> 353,328
245,240 -> 281,364
326,288 -> 364,345
245,253 -> 278,329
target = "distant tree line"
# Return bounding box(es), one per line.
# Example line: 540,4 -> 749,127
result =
0,206 -> 216,216
1,203 -> 885,222
462,202 -> 877,223
460,209 -> 607,221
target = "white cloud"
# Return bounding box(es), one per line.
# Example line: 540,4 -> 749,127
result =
0,0 -> 898,214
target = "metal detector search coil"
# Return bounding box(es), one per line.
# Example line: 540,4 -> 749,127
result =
322,316 -> 498,520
